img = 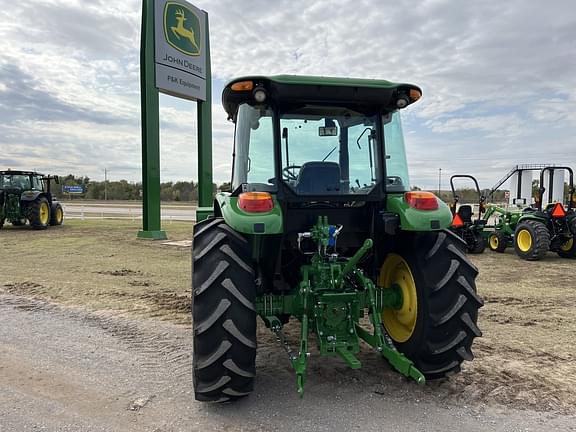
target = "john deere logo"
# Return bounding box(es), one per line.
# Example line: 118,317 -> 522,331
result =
164,2 -> 201,56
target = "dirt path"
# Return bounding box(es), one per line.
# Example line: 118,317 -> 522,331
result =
1,293 -> 574,432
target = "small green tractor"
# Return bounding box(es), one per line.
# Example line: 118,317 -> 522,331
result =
484,204 -> 523,253
510,167 -> 576,260
448,175 -> 486,254
192,76 -> 483,401
0,170 -> 64,230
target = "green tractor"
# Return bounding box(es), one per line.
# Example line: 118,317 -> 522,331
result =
0,170 -> 64,230
511,166 -> 576,260
448,175 -> 487,254
484,204 -> 523,253
192,76 -> 483,402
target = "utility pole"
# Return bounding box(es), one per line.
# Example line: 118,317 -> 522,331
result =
438,168 -> 442,197
104,168 -> 108,201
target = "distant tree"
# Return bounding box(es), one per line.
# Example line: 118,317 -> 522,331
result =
219,182 -> 232,192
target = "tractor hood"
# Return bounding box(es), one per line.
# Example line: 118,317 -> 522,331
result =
222,75 -> 422,120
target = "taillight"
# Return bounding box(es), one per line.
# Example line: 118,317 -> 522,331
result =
238,192 -> 274,213
551,202 -> 567,218
404,191 -> 439,211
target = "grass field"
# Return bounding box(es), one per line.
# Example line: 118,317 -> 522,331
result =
1,219 -> 575,414
0,220 -> 193,323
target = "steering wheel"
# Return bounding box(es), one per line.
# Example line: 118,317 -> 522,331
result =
282,165 -> 301,181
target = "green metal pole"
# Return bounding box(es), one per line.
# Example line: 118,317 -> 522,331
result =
138,0 -> 166,240
196,12 -> 213,215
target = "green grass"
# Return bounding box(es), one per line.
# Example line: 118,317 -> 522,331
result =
0,219 -> 193,323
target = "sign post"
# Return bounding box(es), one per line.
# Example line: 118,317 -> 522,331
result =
138,0 -> 212,239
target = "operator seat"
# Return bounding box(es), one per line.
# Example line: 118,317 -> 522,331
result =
457,205 -> 473,223
295,161 -> 341,194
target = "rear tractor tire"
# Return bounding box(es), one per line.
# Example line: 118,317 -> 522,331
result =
514,220 -> 550,261
28,197 -> 50,230
50,202 -> 64,226
557,220 -> 576,258
468,231 -> 485,254
488,231 -> 507,253
380,230 -> 483,380
192,218 -> 257,402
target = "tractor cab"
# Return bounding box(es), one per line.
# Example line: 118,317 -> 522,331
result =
224,76 -> 418,201
218,76 -> 455,246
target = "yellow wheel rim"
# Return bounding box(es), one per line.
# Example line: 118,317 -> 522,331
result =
39,202 -> 50,225
379,254 -> 418,343
489,235 -> 499,249
561,238 -> 574,252
56,207 -> 63,224
516,229 -> 532,252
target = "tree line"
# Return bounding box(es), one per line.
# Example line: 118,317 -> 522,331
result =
53,174 -> 569,203
54,174 -> 232,202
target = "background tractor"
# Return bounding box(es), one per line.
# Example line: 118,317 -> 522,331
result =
191,76 -> 483,402
449,174 -> 486,253
483,164 -> 555,254
0,170 -> 64,230
483,204 -> 522,253
512,166 -> 575,260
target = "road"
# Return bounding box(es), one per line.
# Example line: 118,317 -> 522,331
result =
62,201 -> 197,221
1,293 -> 574,432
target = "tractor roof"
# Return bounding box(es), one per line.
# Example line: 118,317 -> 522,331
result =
222,75 -> 422,119
0,170 -> 44,176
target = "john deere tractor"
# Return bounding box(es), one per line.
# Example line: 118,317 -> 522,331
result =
0,170 -> 64,230
512,166 -> 576,260
192,76 -> 483,402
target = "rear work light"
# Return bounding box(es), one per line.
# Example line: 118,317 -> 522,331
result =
551,202 -> 567,218
404,191 -> 439,211
238,192 -> 274,213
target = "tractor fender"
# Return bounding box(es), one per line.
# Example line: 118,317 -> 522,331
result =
386,194 -> 452,231
20,191 -> 43,202
517,213 -> 547,224
215,192 -> 283,235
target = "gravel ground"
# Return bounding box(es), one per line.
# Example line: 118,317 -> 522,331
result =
1,293 -> 575,432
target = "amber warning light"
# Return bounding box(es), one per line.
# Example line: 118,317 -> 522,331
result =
231,81 -> 254,91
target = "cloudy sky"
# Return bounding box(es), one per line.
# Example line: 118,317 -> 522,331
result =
1,0 -> 575,189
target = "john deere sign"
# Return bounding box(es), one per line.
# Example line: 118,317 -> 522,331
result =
139,0 -> 212,240
155,0 -> 207,101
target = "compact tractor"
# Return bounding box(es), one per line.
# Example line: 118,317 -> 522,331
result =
0,170 -> 64,230
484,205 -> 522,253
191,76 -> 483,402
511,166 -> 576,260
483,164 -> 555,254
449,175 -> 487,253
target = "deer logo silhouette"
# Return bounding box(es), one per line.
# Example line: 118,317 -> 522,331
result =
163,2 -> 201,56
